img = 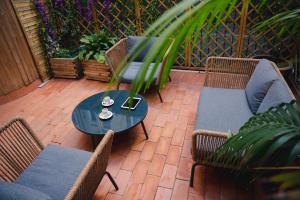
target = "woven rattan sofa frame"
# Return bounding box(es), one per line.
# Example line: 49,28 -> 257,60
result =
190,57 -> 296,187
0,117 -> 118,199
105,37 -> 173,103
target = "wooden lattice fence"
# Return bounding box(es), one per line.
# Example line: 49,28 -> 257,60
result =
11,0 -> 296,75
77,0 -> 295,70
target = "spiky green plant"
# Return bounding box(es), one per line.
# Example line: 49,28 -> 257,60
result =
213,101 -> 300,171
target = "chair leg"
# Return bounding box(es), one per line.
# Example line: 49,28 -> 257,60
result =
116,82 -> 120,90
190,162 -> 200,187
156,87 -> 163,103
105,171 -> 119,190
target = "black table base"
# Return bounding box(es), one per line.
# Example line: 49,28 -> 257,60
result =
90,120 -> 148,149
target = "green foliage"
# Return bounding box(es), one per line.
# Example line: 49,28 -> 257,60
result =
53,48 -> 78,58
46,0 -> 81,49
77,31 -> 116,63
213,101 -> 300,171
254,9 -> 300,40
269,172 -> 300,200
109,0 -> 247,93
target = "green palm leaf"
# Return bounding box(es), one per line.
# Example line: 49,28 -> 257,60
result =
213,101 -> 300,172
109,0 -> 248,94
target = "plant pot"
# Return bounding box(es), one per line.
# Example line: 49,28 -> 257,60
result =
81,60 -> 111,82
50,58 -> 83,79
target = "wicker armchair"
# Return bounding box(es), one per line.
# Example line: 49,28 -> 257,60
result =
105,36 -> 173,102
190,57 -> 295,186
0,118 -> 118,200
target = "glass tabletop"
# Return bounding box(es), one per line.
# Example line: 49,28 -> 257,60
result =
72,90 -> 148,135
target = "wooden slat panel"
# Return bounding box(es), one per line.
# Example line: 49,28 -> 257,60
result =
11,0 -> 48,80
0,0 -> 39,95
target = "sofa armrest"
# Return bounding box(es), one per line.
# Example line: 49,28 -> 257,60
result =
0,117 -> 44,182
65,131 -> 114,200
192,129 -> 228,164
105,38 -> 127,75
205,57 -> 260,89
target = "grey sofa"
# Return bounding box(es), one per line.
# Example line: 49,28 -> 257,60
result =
190,57 -> 295,186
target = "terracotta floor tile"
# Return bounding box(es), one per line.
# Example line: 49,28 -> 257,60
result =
171,179 -> 189,200
171,129 -> 186,146
156,137 -> 172,155
121,150 -> 141,171
94,176 -> 112,200
107,154 -> 125,177
130,159 -> 150,184
154,187 -> 172,200
131,137 -> 146,152
185,125 -> 194,139
177,157 -> 193,181
104,193 -> 122,200
166,145 -> 182,166
159,164 -> 177,188
182,140 -> 192,158
149,126 -> 163,142
0,71 -> 254,200
153,113 -> 169,127
139,175 -> 160,200
110,169 -> 132,195
123,183 -> 142,200
148,154 -> 166,176
140,141 -> 157,161
188,193 -> 204,200
161,122 -> 176,138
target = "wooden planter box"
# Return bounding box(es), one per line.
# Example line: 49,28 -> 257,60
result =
50,58 -> 83,79
82,60 -> 111,82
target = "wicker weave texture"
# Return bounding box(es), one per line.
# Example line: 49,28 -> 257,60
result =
192,57 -> 295,166
0,118 -> 44,182
65,131 -> 114,200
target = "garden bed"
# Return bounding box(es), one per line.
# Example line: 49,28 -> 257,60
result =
82,60 -> 111,82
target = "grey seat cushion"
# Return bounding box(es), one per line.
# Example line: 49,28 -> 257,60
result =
120,61 -> 162,84
16,145 -> 91,200
127,36 -> 157,62
195,87 -> 253,134
0,180 -> 52,200
257,80 -> 294,113
245,59 -> 280,113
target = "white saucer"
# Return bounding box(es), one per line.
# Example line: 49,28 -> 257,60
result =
102,99 -> 114,107
99,111 -> 113,120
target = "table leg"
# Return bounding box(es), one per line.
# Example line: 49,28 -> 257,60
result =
141,121 -> 148,140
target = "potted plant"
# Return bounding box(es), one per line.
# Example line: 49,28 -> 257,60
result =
50,48 -> 83,79
77,31 -> 116,82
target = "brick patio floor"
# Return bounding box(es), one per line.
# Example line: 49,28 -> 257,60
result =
0,71 -> 255,200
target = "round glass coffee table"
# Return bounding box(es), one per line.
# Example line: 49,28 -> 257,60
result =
72,90 -> 148,149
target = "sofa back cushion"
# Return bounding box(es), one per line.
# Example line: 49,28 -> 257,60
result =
0,180 -> 52,200
257,80 -> 294,113
245,59 -> 280,113
127,36 -> 157,62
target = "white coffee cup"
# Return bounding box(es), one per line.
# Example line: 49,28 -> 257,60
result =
103,96 -> 110,105
101,108 -> 109,116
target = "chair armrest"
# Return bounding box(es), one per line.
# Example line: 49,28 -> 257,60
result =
105,38 -> 127,75
205,57 -> 260,89
0,117 -> 44,181
192,129 -> 228,164
65,131 -> 114,200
